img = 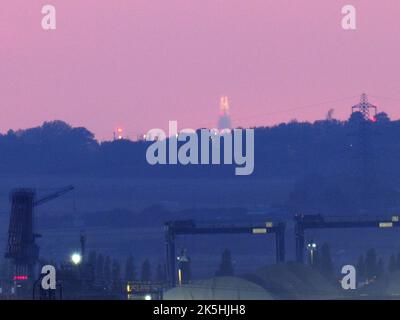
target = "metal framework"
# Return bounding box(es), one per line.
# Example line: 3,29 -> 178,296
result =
295,214 -> 400,263
165,219 -> 286,287
351,93 -> 378,192
5,185 -> 74,281
5,189 -> 38,278
351,93 -> 377,121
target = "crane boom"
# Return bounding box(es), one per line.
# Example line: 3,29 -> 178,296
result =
34,185 -> 74,206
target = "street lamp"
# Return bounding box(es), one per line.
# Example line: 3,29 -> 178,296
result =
307,242 -> 317,265
71,252 -> 82,265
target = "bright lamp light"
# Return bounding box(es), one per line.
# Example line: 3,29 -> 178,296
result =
71,253 -> 82,265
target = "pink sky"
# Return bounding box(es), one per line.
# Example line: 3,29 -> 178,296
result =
1,1 -> 400,140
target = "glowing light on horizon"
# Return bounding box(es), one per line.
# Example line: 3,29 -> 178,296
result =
220,96 -> 230,115
218,96 -> 232,129
117,127 -> 123,140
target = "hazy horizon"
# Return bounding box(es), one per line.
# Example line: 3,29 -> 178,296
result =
1,1 -> 400,140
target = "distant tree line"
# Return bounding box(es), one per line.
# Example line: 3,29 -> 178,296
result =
215,249 -> 234,277
2,112 -> 400,215
312,243 -> 335,281
310,244 -> 394,284
0,112 -> 396,179
86,251 -> 166,286
356,248 -> 385,283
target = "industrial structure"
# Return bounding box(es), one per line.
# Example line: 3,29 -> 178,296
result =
164,219 -> 286,287
5,185 -> 74,284
163,213 -> 400,288
351,93 -> 377,122
350,93 -> 378,205
294,214 -> 400,263
176,249 -> 191,285
218,96 -> 232,130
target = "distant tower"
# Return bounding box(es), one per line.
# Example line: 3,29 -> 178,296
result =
6,189 -> 38,282
218,96 -> 232,130
114,128 -> 124,140
351,93 -> 377,121
351,94 -> 378,169
350,93 -> 378,211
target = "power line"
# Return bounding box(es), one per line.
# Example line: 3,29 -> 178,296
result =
194,95 -> 359,129
369,94 -> 400,102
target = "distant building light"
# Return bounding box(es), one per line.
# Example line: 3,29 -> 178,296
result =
144,294 -> 152,300
116,128 -> 123,140
265,222 -> 274,228
379,222 -> 393,228
13,275 -> 28,281
252,228 -> 267,234
392,216 -> 399,222
178,269 -> 183,286
126,283 -> 132,293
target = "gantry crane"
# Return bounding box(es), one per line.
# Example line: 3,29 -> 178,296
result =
165,219 -> 286,287
295,214 -> 400,263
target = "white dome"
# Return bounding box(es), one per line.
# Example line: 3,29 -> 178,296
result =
164,276 -> 274,300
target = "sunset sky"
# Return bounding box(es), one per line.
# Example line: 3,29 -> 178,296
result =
1,1 -> 400,140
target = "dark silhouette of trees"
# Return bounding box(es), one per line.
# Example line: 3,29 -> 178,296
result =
396,253 -> 400,270
216,249 -> 234,277
387,252 -> 400,273
104,256 -> 112,284
0,259 -> 12,281
348,111 -> 364,125
356,255 -> 366,282
86,251 -> 131,287
1,114 -> 400,216
0,114 -> 397,178
377,258 -> 384,277
141,259 -> 152,283
316,243 -> 334,280
357,249 -> 385,282
365,248 -> 378,280
96,254 -> 104,281
124,255 -> 137,282
376,112 -> 390,124
112,259 -> 122,290
156,263 -> 166,283
388,254 -> 397,273
88,251 -> 97,267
